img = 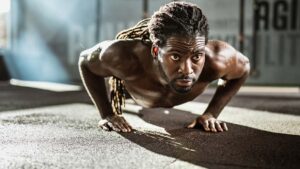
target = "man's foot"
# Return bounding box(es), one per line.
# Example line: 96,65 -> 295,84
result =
98,115 -> 132,132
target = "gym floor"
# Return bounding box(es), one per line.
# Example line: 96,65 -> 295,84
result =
0,81 -> 299,169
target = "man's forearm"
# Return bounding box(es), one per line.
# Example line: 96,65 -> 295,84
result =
203,74 -> 248,118
79,58 -> 113,119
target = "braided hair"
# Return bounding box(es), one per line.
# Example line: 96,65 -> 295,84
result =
110,18 -> 151,115
110,1 -> 209,115
149,1 -> 209,46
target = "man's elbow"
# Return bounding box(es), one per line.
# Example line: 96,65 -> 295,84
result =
244,58 -> 251,77
78,52 -> 88,70
238,52 -> 250,78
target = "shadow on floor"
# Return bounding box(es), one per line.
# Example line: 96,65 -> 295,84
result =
0,82 -> 91,112
120,108 -> 300,169
195,92 -> 300,116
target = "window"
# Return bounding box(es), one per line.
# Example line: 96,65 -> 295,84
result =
0,0 -> 10,48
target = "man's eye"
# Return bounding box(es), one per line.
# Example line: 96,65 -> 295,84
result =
192,55 -> 201,61
170,54 -> 180,61
192,53 -> 204,61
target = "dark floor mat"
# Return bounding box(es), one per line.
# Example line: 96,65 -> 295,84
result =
0,82 -> 91,112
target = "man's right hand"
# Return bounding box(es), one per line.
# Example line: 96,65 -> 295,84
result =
98,115 -> 133,132
187,114 -> 228,132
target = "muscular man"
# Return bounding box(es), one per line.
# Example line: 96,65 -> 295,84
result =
79,2 -> 250,133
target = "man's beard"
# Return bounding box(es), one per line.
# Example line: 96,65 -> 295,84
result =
170,76 -> 196,94
157,62 -> 196,94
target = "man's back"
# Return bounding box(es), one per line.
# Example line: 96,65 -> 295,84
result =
80,39 -> 247,108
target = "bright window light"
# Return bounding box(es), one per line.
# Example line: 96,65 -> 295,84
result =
0,0 -> 11,13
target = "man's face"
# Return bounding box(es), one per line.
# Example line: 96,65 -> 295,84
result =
157,35 -> 206,94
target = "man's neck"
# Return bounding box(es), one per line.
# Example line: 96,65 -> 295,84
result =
153,60 -> 169,86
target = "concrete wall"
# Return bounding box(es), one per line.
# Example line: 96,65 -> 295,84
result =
7,0 -> 300,85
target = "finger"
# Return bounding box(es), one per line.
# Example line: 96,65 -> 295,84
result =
100,124 -> 111,131
118,118 -> 130,132
98,119 -> 108,127
114,122 -> 127,132
202,120 -> 210,131
124,123 -> 132,132
120,118 -> 132,132
103,122 -> 114,131
116,120 -> 130,133
209,121 -> 217,132
187,120 -> 196,129
107,122 -> 121,132
119,123 -> 129,133
215,122 -> 223,132
127,123 -> 133,130
221,122 -> 228,131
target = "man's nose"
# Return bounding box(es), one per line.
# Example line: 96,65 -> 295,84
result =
180,59 -> 193,75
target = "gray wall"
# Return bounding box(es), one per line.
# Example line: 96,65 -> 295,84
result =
7,0 -> 300,85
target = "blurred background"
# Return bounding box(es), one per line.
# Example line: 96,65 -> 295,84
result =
1,2 -> 300,168
0,0 -> 299,86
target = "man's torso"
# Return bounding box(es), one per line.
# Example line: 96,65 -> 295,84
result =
84,39 -> 234,108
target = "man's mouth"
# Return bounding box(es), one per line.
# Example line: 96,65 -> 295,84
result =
176,79 -> 193,87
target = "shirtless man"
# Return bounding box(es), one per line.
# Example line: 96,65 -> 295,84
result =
79,2 -> 250,133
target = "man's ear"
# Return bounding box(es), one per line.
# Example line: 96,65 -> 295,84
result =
151,45 -> 159,58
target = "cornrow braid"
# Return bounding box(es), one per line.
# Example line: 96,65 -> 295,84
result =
110,18 -> 151,115
148,1 -> 209,46
116,18 -> 151,41
109,76 -> 125,115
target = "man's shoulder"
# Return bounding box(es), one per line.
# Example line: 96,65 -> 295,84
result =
101,39 -> 148,55
81,39 -> 147,57
201,40 -> 237,79
80,39 -> 151,78
205,40 -> 236,55
205,40 -> 238,64
203,40 -> 249,80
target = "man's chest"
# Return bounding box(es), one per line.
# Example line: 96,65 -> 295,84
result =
123,78 -> 209,108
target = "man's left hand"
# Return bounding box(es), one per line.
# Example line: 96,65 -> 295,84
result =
187,114 -> 228,132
